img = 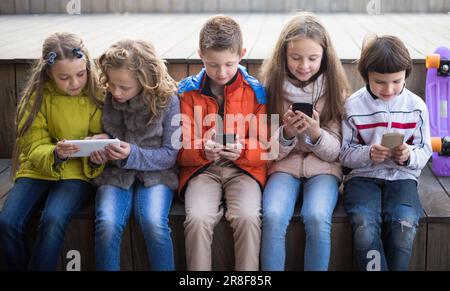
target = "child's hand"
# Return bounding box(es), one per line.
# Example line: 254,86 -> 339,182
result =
370,144 -> 391,164
204,130 -> 223,161
55,140 -> 80,159
85,134 -> 110,140
282,107 -> 305,139
89,150 -> 108,165
301,110 -> 321,143
391,143 -> 410,165
220,134 -> 243,161
105,141 -> 131,161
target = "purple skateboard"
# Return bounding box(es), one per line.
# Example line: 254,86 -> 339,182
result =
425,46 -> 450,176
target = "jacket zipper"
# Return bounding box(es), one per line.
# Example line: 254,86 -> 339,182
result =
204,85 -> 227,132
387,102 -> 392,130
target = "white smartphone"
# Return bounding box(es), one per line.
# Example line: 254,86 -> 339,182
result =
64,139 -> 120,157
381,133 -> 404,149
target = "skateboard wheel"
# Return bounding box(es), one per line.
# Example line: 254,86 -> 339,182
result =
426,54 -> 440,69
443,64 -> 449,73
431,137 -> 442,152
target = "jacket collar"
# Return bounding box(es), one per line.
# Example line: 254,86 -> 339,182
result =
178,64 -> 267,104
201,71 -> 240,97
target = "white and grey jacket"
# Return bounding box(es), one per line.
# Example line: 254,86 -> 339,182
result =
339,86 -> 432,182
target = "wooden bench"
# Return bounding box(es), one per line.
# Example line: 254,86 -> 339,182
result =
1,159 -> 449,271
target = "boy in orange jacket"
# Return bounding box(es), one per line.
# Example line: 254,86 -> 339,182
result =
177,15 -> 267,271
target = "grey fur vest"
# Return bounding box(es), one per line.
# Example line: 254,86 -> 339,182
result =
94,93 -> 179,190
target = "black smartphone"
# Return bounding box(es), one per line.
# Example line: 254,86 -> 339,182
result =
292,102 -> 313,117
215,133 -> 237,145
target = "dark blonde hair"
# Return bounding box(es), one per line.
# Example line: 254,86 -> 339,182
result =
98,39 -> 177,124
199,15 -> 243,54
259,12 -> 350,126
12,32 -> 101,177
358,34 -> 412,83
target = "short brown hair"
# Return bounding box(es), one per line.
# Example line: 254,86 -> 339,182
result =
199,15 -> 243,54
358,34 -> 412,83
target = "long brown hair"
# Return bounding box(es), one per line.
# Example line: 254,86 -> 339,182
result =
98,39 -> 177,124
259,12 -> 350,126
11,32 -> 101,178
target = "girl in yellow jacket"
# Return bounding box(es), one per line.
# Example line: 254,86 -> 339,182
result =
0,32 -> 104,270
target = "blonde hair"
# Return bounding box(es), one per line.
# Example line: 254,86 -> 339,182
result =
199,14 -> 243,54
98,39 -> 177,124
11,32 -> 101,178
358,34 -> 412,83
259,12 -> 350,126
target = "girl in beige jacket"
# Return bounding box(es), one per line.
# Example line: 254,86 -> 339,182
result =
259,12 -> 350,271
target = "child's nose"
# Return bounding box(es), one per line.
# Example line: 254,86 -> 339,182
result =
298,60 -> 308,69
71,78 -> 80,87
218,66 -> 226,75
385,84 -> 395,93
112,88 -> 121,96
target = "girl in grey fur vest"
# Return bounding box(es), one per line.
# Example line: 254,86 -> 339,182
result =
89,40 -> 181,271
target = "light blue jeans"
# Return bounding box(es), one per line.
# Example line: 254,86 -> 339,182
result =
0,178 -> 92,270
261,172 -> 339,271
95,182 -> 174,271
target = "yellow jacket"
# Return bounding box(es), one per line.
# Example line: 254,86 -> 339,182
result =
15,82 -> 104,182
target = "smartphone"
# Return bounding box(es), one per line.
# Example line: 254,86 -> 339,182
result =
292,102 -> 313,117
215,133 -> 237,145
381,132 -> 404,149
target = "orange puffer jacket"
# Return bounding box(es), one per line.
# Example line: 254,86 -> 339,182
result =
177,65 -> 268,195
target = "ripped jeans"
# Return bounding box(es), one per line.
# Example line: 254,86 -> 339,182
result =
343,177 -> 422,271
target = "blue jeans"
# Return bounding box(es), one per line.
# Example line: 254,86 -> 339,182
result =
0,178 -> 92,270
95,183 -> 174,271
261,172 -> 339,271
343,177 -> 422,271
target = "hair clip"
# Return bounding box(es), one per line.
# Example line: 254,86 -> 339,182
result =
46,52 -> 57,66
72,48 -> 83,59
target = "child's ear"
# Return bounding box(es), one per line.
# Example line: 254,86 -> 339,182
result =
239,48 -> 247,60
198,49 -> 203,59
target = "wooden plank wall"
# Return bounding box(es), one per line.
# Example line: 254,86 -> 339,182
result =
0,64 -> 16,159
1,0 -> 450,14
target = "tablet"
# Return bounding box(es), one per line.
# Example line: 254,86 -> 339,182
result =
381,133 -> 404,149
64,139 -> 120,157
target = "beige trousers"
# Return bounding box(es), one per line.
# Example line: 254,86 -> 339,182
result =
184,164 -> 262,271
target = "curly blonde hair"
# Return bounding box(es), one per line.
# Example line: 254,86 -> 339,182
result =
98,39 -> 177,124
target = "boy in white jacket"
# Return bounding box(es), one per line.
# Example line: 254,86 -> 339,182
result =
339,35 -> 432,271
